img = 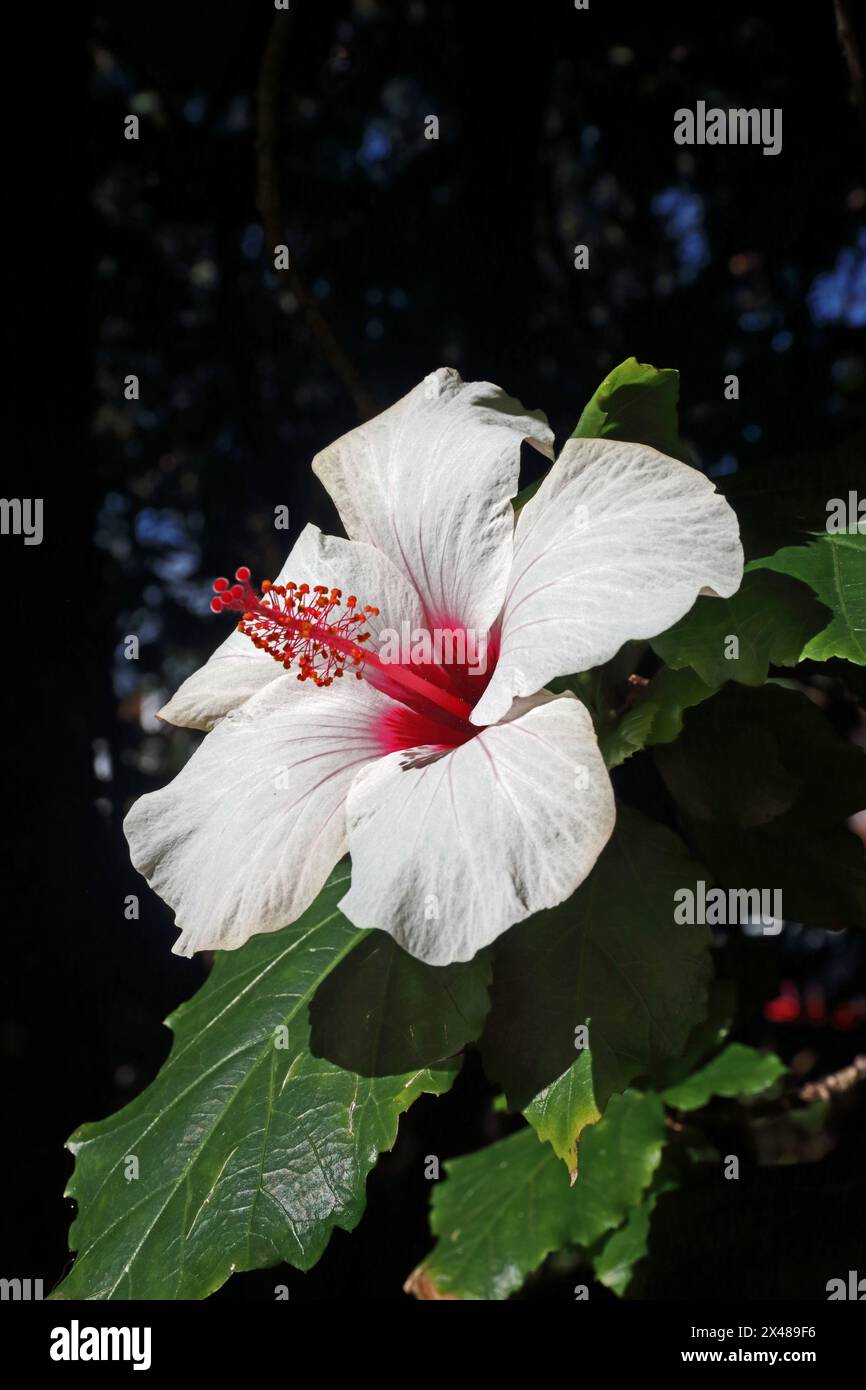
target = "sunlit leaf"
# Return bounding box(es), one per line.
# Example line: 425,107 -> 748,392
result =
408,1091 -> 666,1300
651,569 -> 828,686
661,1043 -> 786,1110
572,356 -> 688,462
480,806 -> 712,1173
749,532 -> 866,664
57,870 -> 456,1300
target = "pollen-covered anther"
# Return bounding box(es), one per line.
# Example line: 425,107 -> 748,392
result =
211,566 -> 375,686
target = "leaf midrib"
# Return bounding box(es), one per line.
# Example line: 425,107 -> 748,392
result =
74,892 -> 361,1297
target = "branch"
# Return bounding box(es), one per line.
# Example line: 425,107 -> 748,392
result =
833,0 -> 866,137
255,13 -> 378,421
797,1053 -> 866,1103
666,1054 -> 866,1129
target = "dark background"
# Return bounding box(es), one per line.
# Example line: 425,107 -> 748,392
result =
3,0 -> 866,1301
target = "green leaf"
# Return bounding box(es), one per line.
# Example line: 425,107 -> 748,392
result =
601,665 -> 716,768
592,1169 -> 677,1296
513,357 -> 687,512
409,1091 -> 666,1300
57,869 -> 457,1300
651,570 -> 829,687
309,931 -> 490,1075
749,532 -> 866,664
523,1048 -> 599,1175
479,806 -> 712,1172
654,684 -> 866,927
652,978 -> 736,1089
661,1043 -> 786,1111
601,571 -> 828,769
592,1044 -> 783,1295
572,356 -> 689,462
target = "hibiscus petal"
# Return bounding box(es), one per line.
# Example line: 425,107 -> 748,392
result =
471,437 -> 744,725
158,523 -> 424,731
340,692 -> 615,965
125,675 -> 391,955
312,367 -> 554,633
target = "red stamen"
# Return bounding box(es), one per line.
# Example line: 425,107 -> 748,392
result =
211,568 -> 474,722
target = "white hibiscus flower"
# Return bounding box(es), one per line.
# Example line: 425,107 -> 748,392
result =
124,368 -> 743,966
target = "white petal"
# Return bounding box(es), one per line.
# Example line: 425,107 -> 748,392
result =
340,692 -> 615,965
312,367 -> 554,633
472,437 -> 744,725
125,674 -> 391,955
159,523 -> 424,731
156,626 -> 280,733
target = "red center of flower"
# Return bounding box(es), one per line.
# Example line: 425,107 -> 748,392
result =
212,567 -> 477,734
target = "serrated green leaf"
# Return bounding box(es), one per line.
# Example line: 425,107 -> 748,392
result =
309,931 -> 491,1075
513,357 -> 687,513
480,806 -> 712,1171
592,1169 -> 676,1296
409,1091 -> 666,1300
661,1043 -> 786,1111
651,570 -> 829,687
572,356 -> 689,462
603,571 -> 829,769
523,1047 -> 599,1175
601,665 -> 716,768
592,1043 -> 782,1295
749,532 -> 866,664
57,869 -> 457,1300
652,978 -> 736,1089
654,683 -> 866,927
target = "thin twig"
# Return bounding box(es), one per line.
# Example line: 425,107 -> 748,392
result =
255,12 -> 378,420
666,1054 -> 866,1127
833,0 -> 866,137
797,1053 -> 866,1103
